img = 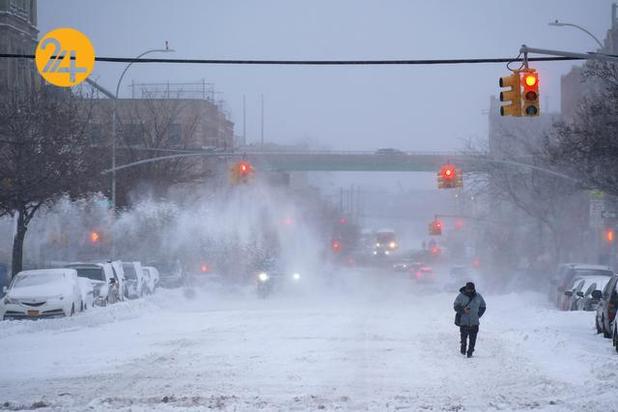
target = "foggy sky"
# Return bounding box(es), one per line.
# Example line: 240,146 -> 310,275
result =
37,1 -> 615,194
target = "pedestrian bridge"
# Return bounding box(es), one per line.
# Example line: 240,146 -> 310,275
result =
228,150 -> 469,172
107,149 -> 474,174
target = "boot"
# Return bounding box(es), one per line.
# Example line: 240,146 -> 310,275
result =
466,351 -> 473,358
460,344 -> 466,355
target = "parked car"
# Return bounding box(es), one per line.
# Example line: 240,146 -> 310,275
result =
142,266 -> 160,294
551,264 -> 613,310
77,277 -> 94,311
612,314 -> 618,353
122,261 -> 146,299
574,276 -> 610,312
595,274 -> 618,338
1,269 -> 82,320
563,278 -> 587,311
110,260 -> 127,300
65,262 -> 122,306
154,260 -> 184,288
0,263 -> 9,296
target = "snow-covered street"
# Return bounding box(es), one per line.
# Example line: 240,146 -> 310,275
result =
0,270 -> 617,411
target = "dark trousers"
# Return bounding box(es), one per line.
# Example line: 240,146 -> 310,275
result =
460,325 -> 479,354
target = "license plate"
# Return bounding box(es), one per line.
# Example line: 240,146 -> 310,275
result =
27,310 -> 39,317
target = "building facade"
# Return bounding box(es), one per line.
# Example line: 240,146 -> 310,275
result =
0,0 -> 38,93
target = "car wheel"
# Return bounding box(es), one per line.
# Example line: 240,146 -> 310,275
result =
70,304 -> 75,316
614,329 -> 618,352
596,316 -> 602,334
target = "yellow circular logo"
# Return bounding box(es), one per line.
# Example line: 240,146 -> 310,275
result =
35,28 -> 95,87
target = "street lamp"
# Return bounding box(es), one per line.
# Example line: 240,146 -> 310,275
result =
548,20 -> 604,49
110,44 -> 174,258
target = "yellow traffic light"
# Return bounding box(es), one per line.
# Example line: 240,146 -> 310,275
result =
499,71 -> 522,117
522,70 -> 540,117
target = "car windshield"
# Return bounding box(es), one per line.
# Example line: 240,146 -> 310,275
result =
12,272 -> 64,288
123,264 -> 137,280
71,267 -> 104,281
574,269 -> 613,278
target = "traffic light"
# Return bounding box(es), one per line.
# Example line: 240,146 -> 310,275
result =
499,71 -> 522,117
428,219 -> 442,236
521,70 -> 540,117
331,239 -> 342,253
230,160 -> 254,184
606,228 -> 614,243
89,230 -> 100,244
437,163 -> 463,189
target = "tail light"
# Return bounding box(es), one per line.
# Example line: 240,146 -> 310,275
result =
415,271 -> 422,280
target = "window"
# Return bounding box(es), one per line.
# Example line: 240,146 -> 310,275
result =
122,123 -> 145,146
167,123 -> 182,145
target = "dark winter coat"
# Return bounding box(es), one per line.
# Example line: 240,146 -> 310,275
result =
453,287 -> 486,326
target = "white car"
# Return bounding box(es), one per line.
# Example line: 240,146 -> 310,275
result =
77,277 -> 94,311
142,266 -> 160,294
66,262 -> 122,306
1,269 -> 82,320
122,261 -> 146,299
110,260 -> 127,301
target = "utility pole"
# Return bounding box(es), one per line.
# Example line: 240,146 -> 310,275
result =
260,94 -> 264,149
243,95 -> 247,146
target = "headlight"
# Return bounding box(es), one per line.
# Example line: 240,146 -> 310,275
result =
389,241 -> 397,249
376,242 -> 381,247
258,272 -> 269,282
292,273 -> 301,281
3,296 -> 18,305
373,250 -> 378,255
385,250 -> 390,255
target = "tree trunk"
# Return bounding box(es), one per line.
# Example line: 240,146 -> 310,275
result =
11,209 -> 27,277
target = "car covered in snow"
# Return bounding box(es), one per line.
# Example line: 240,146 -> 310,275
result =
595,274 -> 618,338
155,261 -> 184,288
564,276 -> 609,312
122,261 -> 146,299
77,277 -> 94,311
142,266 -> 160,295
551,264 -> 613,310
1,268 -> 82,320
65,262 -> 122,306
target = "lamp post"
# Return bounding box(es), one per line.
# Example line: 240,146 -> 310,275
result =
110,45 -> 174,258
548,20 -> 604,49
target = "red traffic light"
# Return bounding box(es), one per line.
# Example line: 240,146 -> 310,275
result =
238,161 -> 252,176
606,228 -> 614,243
89,231 -> 100,244
524,73 -> 537,87
331,239 -> 342,253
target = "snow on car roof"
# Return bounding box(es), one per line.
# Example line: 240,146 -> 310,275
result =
17,268 -> 76,277
572,275 -> 612,288
571,264 -> 612,271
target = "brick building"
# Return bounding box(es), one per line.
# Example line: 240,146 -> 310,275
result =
0,0 -> 38,92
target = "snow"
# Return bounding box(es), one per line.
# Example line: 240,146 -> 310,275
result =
0,270 -> 617,411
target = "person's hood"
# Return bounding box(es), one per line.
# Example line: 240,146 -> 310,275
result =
459,286 -> 476,297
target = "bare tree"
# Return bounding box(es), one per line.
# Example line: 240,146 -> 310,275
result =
0,87 -> 100,276
545,61 -> 618,196
113,97 -> 208,206
465,118 -> 584,268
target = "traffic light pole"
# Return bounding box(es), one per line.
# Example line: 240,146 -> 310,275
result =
519,45 -> 618,64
